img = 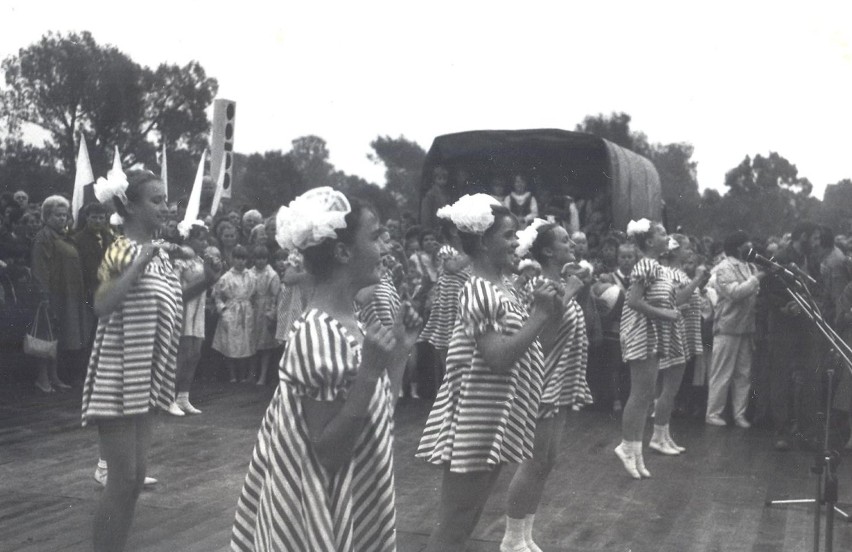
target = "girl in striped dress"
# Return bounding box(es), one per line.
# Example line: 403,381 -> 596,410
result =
615,219 -> 681,479
418,217 -> 470,374
416,195 -> 562,552
649,235 -> 708,455
81,169 -> 184,552
501,220 -> 591,552
231,189 -> 421,552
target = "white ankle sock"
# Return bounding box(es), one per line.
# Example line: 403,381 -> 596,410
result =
524,514 -> 542,551
652,423 -> 667,441
501,515 -> 527,550
177,391 -> 189,402
97,458 -> 107,469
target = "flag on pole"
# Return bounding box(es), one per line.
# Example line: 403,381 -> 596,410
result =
210,155 -> 227,217
112,146 -> 122,174
71,136 -> 94,225
161,141 -> 168,200
177,151 -> 206,238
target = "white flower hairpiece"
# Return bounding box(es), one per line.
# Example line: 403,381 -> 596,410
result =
626,218 -> 652,237
667,236 -> 680,251
441,194 -> 500,235
436,204 -> 453,221
275,187 -> 351,251
518,258 -> 542,273
515,218 -> 550,258
94,168 -> 129,206
109,212 -> 124,226
178,219 -> 207,239
578,259 -> 594,276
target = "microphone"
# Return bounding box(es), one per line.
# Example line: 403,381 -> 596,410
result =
745,249 -> 802,283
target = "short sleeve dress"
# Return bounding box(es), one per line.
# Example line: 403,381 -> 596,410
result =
358,271 -> 401,328
81,237 -> 183,426
231,309 -> 397,552
527,276 -> 594,418
620,257 -> 684,368
669,266 -> 703,361
418,245 -> 471,350
416,275 -> 544,473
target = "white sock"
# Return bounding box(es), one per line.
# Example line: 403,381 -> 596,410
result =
97,458 -> 107,469
524,514 -> 542,551
501,515 -> 526,549
177,392 -> 189,402
652,423 -> 667,442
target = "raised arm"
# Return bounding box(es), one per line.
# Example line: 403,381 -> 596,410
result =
94,244 -> 156,318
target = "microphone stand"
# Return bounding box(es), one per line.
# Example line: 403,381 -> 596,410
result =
763,272 -> 852,552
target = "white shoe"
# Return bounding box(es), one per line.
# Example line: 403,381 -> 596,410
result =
634,449 -> 652,478
614,443 -> 642,479
665,435 -> 686,453
705,415 -> 726,427
649,437 -> 681,456
93,465 -> 107,486
734,417 -> 751,429
176,399 -> 202,415
166,402 -> 185,416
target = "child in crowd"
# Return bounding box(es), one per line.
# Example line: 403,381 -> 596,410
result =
251,245 -> 280,386
275,249 -> 311,347
212,245 -> 257,383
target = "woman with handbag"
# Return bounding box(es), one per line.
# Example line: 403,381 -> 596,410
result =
30,195 -> 92,391
81,168 -> 183,552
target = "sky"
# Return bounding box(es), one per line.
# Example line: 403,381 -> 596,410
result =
2,1 -> 851,199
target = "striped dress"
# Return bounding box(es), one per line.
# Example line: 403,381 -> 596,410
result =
416,276 -> 544,473
620,257 -> 684,368
526,277 -> 594,417
669,267 -> 703,360
81,237 -> 183,426
418,245 -> 470,349
358,272 -> 401,328
231,309 -> 396,551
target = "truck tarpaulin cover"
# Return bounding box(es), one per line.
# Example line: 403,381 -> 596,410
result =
421,129 -> 661,230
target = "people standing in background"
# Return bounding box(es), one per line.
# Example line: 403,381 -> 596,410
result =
420,165 -> 452,230
168,223 -> 221,416
705,231 -> 763,428
273,249 -> 311,360
504,173 -> 538,226
250,245 -> 279,386
212,245 -> 257,383
31,195 -> 91,391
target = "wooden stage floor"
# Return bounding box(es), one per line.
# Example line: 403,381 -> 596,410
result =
2,380 -> 852,552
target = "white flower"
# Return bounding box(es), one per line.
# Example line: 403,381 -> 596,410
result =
275,187 -> 351,251
178,219 -> 207,239
436,205 -> 453,221
626,218 -> 652,237
667,236 -> 680,251
443,194 -> 499,235
578,259 -> 594,276
94,168 -> 129,205
515,218 -> 550,258
109,213 -> 124,226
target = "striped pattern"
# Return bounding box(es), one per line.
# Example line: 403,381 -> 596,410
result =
620,258 -> 684,368
419,246 -> 470,348
81,237 -> 183,426
416,276 -> 544,473
231,309 -> 396,551
358,272 -> 401,328
669,267 -> 703,359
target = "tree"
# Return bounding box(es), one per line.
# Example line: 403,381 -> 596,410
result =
289,135 -> 334,193
235,151 -> 302,215
0,138 -> 65,201
368,135 -> 426,215
2,31 -> 218,175
648,142 -> 700,231
723,152 -> 811,196
575,112 -> 650,156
